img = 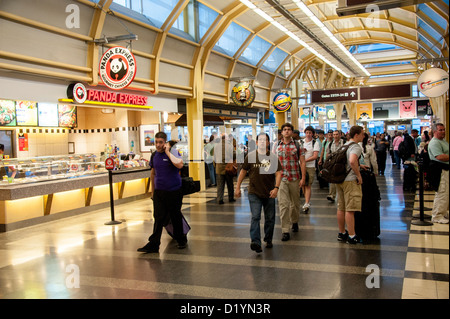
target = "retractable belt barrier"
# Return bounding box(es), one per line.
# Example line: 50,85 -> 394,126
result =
411,159 -> 433,226
104,166 -> 151,226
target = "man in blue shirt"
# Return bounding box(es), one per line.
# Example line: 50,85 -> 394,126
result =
138,132 -> 186,253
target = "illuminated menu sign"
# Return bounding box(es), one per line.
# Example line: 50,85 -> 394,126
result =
0,99 -> 16,126
16,100 -> 38,126
58,104 -> 77,128
38,103 -> 59,127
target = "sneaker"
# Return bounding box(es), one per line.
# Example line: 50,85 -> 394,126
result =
177,241 -> 188,249
250,242 -> 262,253
281,233 -> 290,241
346,235 -> 361,244
432,218 -> 449,224
292,223 -> 299,232
137,242 -> 159,253
302,203 -> 310,213
265,241 -> 273,249
337,231 -> 348,242
327,195 -> 335,203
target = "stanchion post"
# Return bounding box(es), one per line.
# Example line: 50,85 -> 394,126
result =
412,159 -> 433,226
105,158 -> 122,226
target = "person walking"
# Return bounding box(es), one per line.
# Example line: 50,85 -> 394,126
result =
204,134 -> 217,187
336,126 -> 365,244
428,123 -> 449,224
302,126 -> 320,213
392,132 -> 403,169
215,134 -> 236,204
375,133 -> 389,175
137,132 -> 186,253
276,123 -> 306,241
235,133 -> 282,252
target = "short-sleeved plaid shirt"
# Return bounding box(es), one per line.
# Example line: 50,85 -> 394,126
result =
277,139 -> 302,181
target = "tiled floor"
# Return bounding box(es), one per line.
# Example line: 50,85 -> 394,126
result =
0,159 -> 448,299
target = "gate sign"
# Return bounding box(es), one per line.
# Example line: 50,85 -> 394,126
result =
231,82 -> 255,107
311,88 -> 358,103
105,157 -> 115,170
417,68 -> 449,98
272,92 -> 292,113
99,46 -> 137,90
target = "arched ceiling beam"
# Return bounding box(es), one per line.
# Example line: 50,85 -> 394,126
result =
87,0 -> 113,86
151,0 -> 190,94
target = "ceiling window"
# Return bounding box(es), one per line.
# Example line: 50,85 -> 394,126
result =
239,35 -> 272,66
262,47 -> 288,73
214,22 -> 251,57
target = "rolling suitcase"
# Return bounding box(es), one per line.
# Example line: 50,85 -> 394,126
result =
355,170 -> 381,240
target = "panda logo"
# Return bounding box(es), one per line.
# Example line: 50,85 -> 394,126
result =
109,57 -> 127,81
99,46 -> 137,90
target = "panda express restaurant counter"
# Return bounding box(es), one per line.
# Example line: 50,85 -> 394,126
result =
0,167 -> 152,232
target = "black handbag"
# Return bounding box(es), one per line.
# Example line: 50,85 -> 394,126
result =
181,177 -> 200,195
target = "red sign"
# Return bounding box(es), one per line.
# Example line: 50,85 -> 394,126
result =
105,158 -> 115,170
99,46 -> 136,90
67,83 -> 148,106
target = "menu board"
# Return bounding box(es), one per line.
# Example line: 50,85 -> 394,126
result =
38,103 -> 59,127
58,104 -> 77,127
0,99 -> 17,126
16,100 -> 38,126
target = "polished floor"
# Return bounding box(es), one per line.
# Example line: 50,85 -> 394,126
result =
0,159 -> 448,299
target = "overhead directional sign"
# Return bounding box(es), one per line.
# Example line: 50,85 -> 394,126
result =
310,84 -> 412,104
311,88 -> 358,103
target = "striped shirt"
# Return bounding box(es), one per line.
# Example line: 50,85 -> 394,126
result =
277,139 -> 302,182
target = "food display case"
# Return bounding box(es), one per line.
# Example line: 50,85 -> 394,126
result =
0,154 -> 106,185
0,154 -> 152,232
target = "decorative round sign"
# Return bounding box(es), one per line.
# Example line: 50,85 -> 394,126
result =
417,68 -> 449,98
272,92 -> 292,113
231,82 -> 255,107
99,46 -> 137,90
105,157 -> 115,170
67,82 -> 87,103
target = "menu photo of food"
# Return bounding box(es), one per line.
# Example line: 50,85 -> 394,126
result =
0,99 -> 17,126
58,104 -> 77,127
16,100 -> 38,126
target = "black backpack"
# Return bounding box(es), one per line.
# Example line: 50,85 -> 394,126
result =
320,142 -> 356,184
398,140 -> 407,160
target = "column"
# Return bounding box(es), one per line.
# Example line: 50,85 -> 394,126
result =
186,68 -> 206,190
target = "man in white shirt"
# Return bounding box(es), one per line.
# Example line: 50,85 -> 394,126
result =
302,126 -> 321,213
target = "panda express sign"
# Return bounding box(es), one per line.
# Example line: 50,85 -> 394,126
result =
99,46 -> 136,90
66,82 -> 149,108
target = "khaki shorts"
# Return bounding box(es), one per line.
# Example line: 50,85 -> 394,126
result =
336,180 -> 362,212
305,167 -> 316,186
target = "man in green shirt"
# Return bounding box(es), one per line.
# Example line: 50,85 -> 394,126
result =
428,123 -> 449,224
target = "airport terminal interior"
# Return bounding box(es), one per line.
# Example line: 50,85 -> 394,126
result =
0,0 -> 448,300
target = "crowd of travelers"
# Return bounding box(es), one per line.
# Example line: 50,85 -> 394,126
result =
138,123 -> 449,254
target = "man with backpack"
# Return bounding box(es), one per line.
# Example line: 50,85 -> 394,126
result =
322,130 -> 344,203
323,126 -> 365,244
276,123 -> 306,241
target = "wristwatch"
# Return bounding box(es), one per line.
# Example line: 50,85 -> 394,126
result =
274,186 -> 279,189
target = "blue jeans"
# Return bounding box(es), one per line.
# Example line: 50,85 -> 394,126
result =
248,193 -> 276,246
207,163 -> 216,185
394,150 -> 401,169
